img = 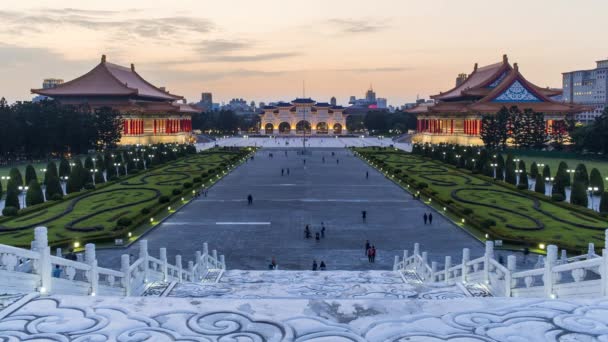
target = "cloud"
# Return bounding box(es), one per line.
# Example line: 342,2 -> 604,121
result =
197,39 -> 251,54
330,18 -> 388,34
205,52 -> 301,62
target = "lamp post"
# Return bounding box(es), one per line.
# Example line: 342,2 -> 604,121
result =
69,162 -> 76,171
545,177 -> 554,195
113,163 -> 121,176
90,169 -> 98,185
588,186 -> 599,211
455,154 -> 461,166
515,169 -> 522,185
17,186 -> 29,207
60,176 -> 69,194
1,176 -> 10,189
490,163 -> 498,178
566,169 -> 575,183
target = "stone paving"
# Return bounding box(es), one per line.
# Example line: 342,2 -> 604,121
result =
97,147 -> 484,271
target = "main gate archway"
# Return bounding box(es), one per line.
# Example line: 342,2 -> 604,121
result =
278,122 -> 291,134
333,123 -> 343,135
296,120 -> 311,134
264,123 -> 274,135
316,122 -> 328,134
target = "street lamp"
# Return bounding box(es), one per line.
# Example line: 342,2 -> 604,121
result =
1,176 -> 10,188
113,163 -> 121,176
89,169 -> 98,185
17,185 -> 29,207
588,186 -> 599,211
490,163 -> 498,178
515,169 -> 522,184
69,162 -> 76,170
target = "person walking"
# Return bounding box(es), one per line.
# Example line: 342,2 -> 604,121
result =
320,261 -> 326,271
428,213 -> 433,224
362,210 -> 367,222
371,246 -> 377,263
287,168 -> 290,176
247,194 -> 253,205
322,156 -> 325,163
336,159 -> 339,164
365,240 -> 371,255
321,225 -> 326,238
52,265 -> 62,278
312,260 -> 318,271
423,213 -> 428,225
367,247 -> 374,263
315,232 -> 320,242
271,256 -> 277,270
305,225 -> 311,239
366,171 -> 369,179
281,168 -> 284,176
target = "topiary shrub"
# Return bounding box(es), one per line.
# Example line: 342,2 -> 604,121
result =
193,177 -> 202,183
172,188 -> 182,195
50,193 -> 63,201
84,183 -> 95,190
158,195 -> 170,204
418,182 -> 428,189
551,193 -> 566,202
108,175 -> 118,182
117,217 -> 132,227
463,208 -> 473,215
140,207 -> 151,215
183,182 -> 192,189
2,206 -> 18,216
482,219 -> 497,228
517,184 -> 528,190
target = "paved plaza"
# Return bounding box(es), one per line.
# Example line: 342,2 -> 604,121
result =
97,147 -> 482,270
196,136 -> 412,151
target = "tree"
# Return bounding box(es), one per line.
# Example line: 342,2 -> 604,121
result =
570,181 -> 588,207
518,160 -> 528,188
542,164 -> 551,180
480,115 -> 501,149
93,106 -> 123,149
364,111 -> 389,133
0,179 -> 2,200
59,159 -> 71,178
557,161 -> 571,187
589,168 -> 604,195
66,162 -> 85,193
530,111 -> 547,149
9,168 -> 23,187
25,164 -> 38,185
504,154 -> 517,185
5,179 -> 20,209
45,174 -> 63,200
530,162 -> 539,179
573,163 -> 589,189
84,156 -> 94,170
552,168 -> 567,198
550,120 -> 570,150
511,108 -> 546,149
495,106 -> 511,149
600,192 -> 608,214
571,107 -> 608,153
104,152 -> 116,178
496,154 -> 505,181
25,179 -> 44,206
534,174 -> 546,194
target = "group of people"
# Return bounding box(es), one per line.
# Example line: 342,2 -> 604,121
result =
423,212 -> 434,225
365,240 -> 377,263
312,260 -> 327,271
280,168 -> 291,176
305,223 -> 326,242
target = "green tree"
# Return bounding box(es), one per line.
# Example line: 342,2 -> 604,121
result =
9,168 -> 23,187
25,179 -> 44,206
589,168 -> 604,195
504,154 -> 517,185
25,165 -> 38,185
5,179 -> 20,209
557,161 -> 571,187
518,160 -> 528,188
84,156 -> 94,170
46,161 -> 58,186
93,106 -> 123,149
570,180 -> 588,207
530,162 -> 539,179
534,175 -> 546,194
552,169 -> 567,198
600,192 -> 608,214
59,158 -> 71,178
542,164 -> 551,180
45,174 -> 63,200
480,114 -> 501,149
496,154 -> 505,181
66,161 -> 85,193
573,163 -> 589,188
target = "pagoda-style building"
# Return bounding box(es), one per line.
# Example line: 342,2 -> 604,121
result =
409,55 -> 586,146
259,98 -> 348,135
32,55 -> 198,145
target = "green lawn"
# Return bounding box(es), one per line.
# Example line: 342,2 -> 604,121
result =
0,148 -> 250,247
355,148 -> 607,253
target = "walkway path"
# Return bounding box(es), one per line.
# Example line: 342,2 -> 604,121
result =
97,148 -> 482,270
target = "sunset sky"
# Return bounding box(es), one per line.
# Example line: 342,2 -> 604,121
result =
1,0 -> 606,106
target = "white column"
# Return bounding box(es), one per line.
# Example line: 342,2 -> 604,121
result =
588,243 -> 596,258
139,240 -> 149,282
195,251 -> 202,280
85,243 -> 98,296
56,248 -> 62,257
393,255 -> 400,271
414,243 -> 420,257
121,254 -> 131,296
176,255 -> 183,283
220,255 -> 226,270
462,248 -> 470,283
444,256 -> 452,283
34,227 -> 51,294
403,250 -> 409,265
544,245 -> 558,298
506,255 -> 517,297
560,250 -> 567,264
188,261 -> 194,281
160,248 -> 168,281
212,249 -> 218,268
603,229 -> 608,296
484,241 -> 494,284
431,261 -> 438,281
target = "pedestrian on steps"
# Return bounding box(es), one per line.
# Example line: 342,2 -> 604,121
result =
365,240 -> 371,255
247,194 -> 253,205
362,210 -> 367,222
428,213 -> 433,224
312,260 -> 318,271
320,261 -> 326,271
423,213 -> 428,225
371,246 -> 377,263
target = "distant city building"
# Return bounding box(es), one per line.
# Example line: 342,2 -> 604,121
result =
455,73 -> 468,87
259,98 -> 347,135
222,98 -> 257,115
365,86 -> 376,103
330,96 -> 337,106
197,92 -> 213,111
376,98 -> 387,109
562,58 -> 608,124
349,96 -> 356,104
345,86 -> 387,115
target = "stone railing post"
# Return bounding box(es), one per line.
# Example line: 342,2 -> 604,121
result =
176,255 -> 183,283
160,248 -> 168,281
188,261 -> 194,281
484,241 -> 494,284
220,255 -> 226,270
603,229 -> 608,296
85,243 -> 98,296
195,251 -> 202,280
121,254 -> 131,296
560,249 -> 567,264
34,227 -> 51,294
588,243 -> 595,259
421,252 -> 428,279
393,255 -> 400,271
414,243 -> 420,257
444,256 -> 452,283
139,240 -> 149,282
403,250 -> 409,267
506,255 -> 517,297
462,248 -> 470,283
212,250 -> 218,268
56,248 -> 62,257
431,261 -> 438,281
544,245 -> 558,298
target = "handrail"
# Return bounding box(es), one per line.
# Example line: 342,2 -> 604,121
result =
0,244 -> 40,259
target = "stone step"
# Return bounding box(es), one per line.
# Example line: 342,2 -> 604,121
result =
1,294 -> 603,341
218,269 -> 405,285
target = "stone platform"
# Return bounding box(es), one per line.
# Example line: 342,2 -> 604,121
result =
1,293 -> 607,341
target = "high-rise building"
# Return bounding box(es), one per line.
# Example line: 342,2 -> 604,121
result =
330,96 -> 337,106
562,59 -> 608,124
349,96 -> 356,104
455,73 -> 468,87
42,78 -> 64,89
365,86 -> 376,103
376,98 -> 387,109
199,92 -> 213,111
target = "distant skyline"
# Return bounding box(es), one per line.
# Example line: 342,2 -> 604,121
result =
1,0 -> 607,106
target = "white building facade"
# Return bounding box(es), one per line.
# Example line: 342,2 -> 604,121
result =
562,59 -> 608,124
260,98 -> 348,135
